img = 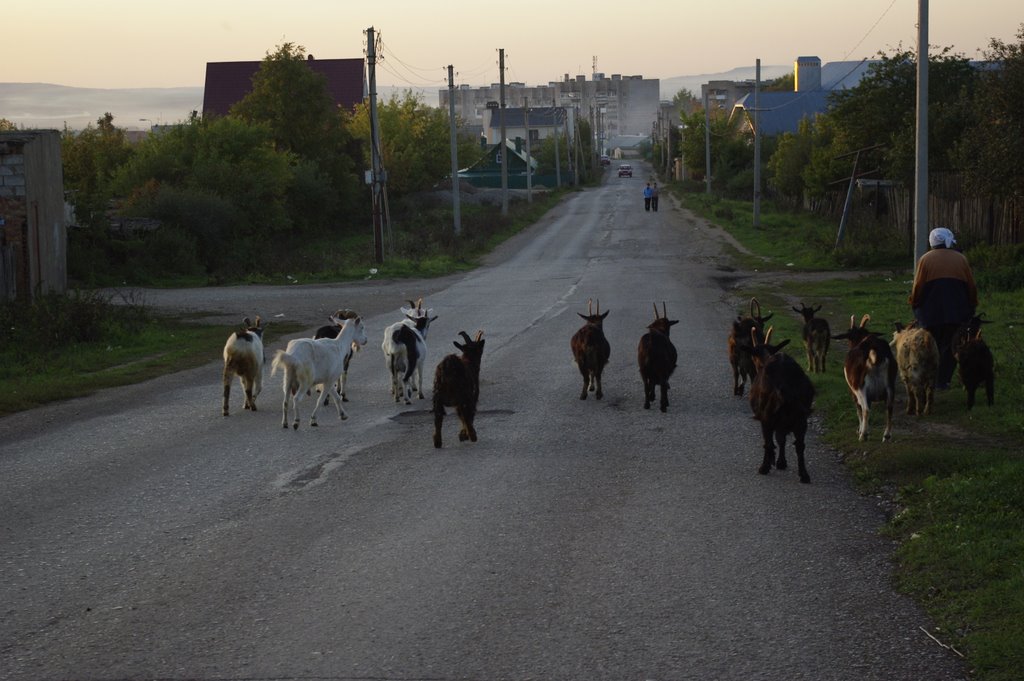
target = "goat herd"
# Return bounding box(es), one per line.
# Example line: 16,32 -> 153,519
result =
220,295 -> 996,478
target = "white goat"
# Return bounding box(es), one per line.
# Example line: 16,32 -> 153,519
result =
222,316 -> 265,416
271,315 -> 369,429
382,299 -> 437,405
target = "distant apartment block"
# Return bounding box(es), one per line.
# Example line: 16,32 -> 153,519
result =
440,73 -> 660,149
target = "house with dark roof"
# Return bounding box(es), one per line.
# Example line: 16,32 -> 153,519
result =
482,106 -> 573,145
202,57 -> 367,117
458,137 -> 560,189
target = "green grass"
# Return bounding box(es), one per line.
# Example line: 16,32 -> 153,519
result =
696,185 -> 1024,681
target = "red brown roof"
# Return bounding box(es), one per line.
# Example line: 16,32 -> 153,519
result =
202,58 -> 366,117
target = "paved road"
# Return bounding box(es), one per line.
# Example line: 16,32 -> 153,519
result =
0,164 -> 964,680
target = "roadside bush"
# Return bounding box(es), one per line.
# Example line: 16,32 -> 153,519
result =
966,242 -> 1024,292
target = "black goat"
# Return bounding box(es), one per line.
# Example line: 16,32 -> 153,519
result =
954,327 -> 995,410
792,303 -> 831,373
746,327 -> 815,483
571,299 -> 611,400
729,297 -> 772,395
433,331 -> 486,448
637,302 -> 678,412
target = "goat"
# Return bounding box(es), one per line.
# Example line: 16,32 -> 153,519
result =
571,298 -> 611,400
313,309 -> 361,404
832,314 -> 897,442
954,327 -> 995,410
382,299 -> 437,405
221,316 -> 265,416
792,303 -> 831,373
729,297 -> 772,395
432,331 -> 486,448
746,327 -> 815,483
951,313 -> 994,360
890,322 -> 939,416
271,314 -> 369,429
637,302 -> 679,412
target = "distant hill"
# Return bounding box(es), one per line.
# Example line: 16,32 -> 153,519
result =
660,65 -> 791,100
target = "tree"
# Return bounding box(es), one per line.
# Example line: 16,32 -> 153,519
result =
62,113 -> 134,229
348,91 -> 482,197
764,73 -> 795,92
958,24 -> 1024,198
672,88 -> 701,115
0,118 -> 16,131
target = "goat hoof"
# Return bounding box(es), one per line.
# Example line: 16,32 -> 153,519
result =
223,411 -> 230,417
776,459 -> 788,470
310,422 -> 318,427
643,402 -> 650,409
596,392 -> 603,400
342,396 -> 349,402
292,423 -> 299,430
800,474 -> 811,484
758,465 -> 770,475
579,393 -> 587,400
433,437 -> 442,449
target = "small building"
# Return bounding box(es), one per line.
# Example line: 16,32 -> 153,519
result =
459,138 -> 556,189
482,106 -> 574,145
0,130 -> 66,302
202,56 -> 366,118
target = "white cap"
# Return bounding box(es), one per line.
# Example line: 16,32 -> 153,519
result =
929,227 -> 956,248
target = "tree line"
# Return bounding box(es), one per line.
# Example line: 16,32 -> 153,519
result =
670,27 -> 1024,234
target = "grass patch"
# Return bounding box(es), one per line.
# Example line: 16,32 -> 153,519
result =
699,185 -> 1024,681
0,292 -> 303,416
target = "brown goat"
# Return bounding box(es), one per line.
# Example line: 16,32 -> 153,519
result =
729,297 -> 772,395
638,302 -> 678,412
432,331 -> 486,448
955,328 -> 995,410
746,327 -> 815,483
792,303 -> 831,373
833,314 -> 897,442
890,322 -> 939,416
571,299 -> 611,400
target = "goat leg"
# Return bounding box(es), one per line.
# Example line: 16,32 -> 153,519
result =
594,372 -> 603,400
329,383 -> 348,421
759,422 -> 774,475
433,406 -> 445,448
457,404 -> 478,442
774,429 -> 788,470
794,423 -> 811,483
222,371 -> 232,416
659,382 -> 669,413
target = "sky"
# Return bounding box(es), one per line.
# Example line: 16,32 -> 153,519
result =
3,0 -> 1021,90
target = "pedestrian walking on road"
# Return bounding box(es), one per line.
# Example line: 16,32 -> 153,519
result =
643,183 -> 653,211
651,182 -> 660,211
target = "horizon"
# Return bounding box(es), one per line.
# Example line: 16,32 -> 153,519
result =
3,2 -> 1019,91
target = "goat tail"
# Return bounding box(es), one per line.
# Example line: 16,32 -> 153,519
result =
270,349 -> 291,377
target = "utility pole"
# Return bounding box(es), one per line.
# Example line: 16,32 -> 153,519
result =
524,98 -> 533,202
914,0 -> 930,264
447,65 -> 461,236
553,98 -> 562,187
366,26 -> 387,263
499,48 -> 509,217
704,90 -> 712,194
753,59 -> 762,229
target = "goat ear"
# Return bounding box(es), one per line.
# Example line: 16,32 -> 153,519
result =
453,341 -> 464,351
791,306 -> 801,314
600,310 -> 610,319
242,317 -> 252,327
894,321 -> 904,332
667,319 -> 679,326
775,339 -> 791,351
430,315 -> 438,323
578,312 -> 588,320
761,312 -> 773,323
814,304 -> 822,313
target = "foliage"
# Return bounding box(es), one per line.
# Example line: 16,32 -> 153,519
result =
672,88 -> 701,114
62,113 -> 134,230
348,91 -> 482,197
764,73 -> 795,92
767,118 -> 814,202
957,24 -> 1024,199
0,117 -> 16,131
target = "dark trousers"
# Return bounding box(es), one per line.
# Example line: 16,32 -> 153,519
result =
644,198 -> 651,211
652,196 -> 659,211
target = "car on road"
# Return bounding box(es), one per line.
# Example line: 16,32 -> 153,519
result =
618,164 -> 633,178
600,155 -> 611,166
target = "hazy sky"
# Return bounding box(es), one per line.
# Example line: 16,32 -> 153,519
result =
5,1 -> 1020,89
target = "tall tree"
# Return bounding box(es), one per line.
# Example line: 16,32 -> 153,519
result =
958,24 -> 1024,198
61,113 -> 134,229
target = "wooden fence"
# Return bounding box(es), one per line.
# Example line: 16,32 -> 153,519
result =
804,174 -> 1022,247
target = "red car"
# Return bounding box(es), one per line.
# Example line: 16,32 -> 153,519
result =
618,164 -> 633,178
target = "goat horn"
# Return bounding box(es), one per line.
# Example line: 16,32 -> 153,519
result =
764,326 -> 774,345
662,301 -> 668,319
849,314 -> 856,329
475,330 -> 484,341
587,298 -> 593,315
653,302 -> 659,319
596,299 -> 600,314
860,313 -> 871,328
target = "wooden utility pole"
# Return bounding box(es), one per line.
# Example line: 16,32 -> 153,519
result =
499,48 -> 508,216
753,59 -> 762,229
447,65 -> 461,236
524,97 -> 532,203
914,0 -> 930,263
704,90 -> 712,194
366,27 -> 386,263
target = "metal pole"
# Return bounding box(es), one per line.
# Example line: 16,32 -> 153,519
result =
753,59 -> 762,228
914,0 -> 930,263
553,98 -> 561,187
447,65 -> 461,236
524,97 -> 532,202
